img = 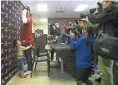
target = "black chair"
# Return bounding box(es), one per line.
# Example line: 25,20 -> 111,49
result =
30,35 -> 50,78
30,46 -> 50,78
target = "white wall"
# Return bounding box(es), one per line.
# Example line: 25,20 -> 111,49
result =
32,18 -> 48,34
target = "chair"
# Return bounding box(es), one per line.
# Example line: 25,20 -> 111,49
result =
30,46 -> 50,78
30,34 -> 50,78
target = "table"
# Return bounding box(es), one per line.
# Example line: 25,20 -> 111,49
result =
50,43 -> 70,73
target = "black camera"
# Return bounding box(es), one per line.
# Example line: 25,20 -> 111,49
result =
63,33 -> 70,38
63,27 -> 77,38
90,2 -> 102,13
69,27 -> 78,34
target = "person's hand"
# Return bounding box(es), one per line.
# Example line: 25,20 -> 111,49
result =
53,26 -> 56,29
53,40 -> 56,42
30,44 -> 32,47
84,16 -> 89,22
55,36 -> 58,39
52,39 -> 57,44
69,30 -> 75,36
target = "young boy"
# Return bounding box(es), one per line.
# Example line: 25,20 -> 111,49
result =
13,40 -> 32,78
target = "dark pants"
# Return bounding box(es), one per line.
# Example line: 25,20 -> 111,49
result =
24,48 -> 32,71
51,50 -> 54,60
76,67 -> 92,85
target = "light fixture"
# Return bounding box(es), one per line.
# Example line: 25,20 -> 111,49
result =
37,4 -> 47,12
74,5 -> 88,11
40,18 -> 47,22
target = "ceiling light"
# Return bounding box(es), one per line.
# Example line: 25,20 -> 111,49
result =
37,4 -> 47,12
74,5 -> 88,11
40,18 -> 47,22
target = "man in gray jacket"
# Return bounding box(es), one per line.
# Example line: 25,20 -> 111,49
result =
89,0 -> 118,85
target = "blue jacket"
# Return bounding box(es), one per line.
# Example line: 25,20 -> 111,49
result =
70,35 -> 94,68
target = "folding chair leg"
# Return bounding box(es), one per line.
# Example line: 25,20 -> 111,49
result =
47,54 -> 50,77
47,63 -> 50,77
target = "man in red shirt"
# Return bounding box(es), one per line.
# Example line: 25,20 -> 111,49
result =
20,6 -> 34,76
21,6 -> 34,45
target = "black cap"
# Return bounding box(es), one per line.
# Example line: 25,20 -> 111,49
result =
79,18 -> 86,21
80,13 -> 87,19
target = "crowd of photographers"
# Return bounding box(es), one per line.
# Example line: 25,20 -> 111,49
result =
49,0 -> 118,85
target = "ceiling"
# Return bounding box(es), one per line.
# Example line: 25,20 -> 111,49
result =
21,0 -> 99,20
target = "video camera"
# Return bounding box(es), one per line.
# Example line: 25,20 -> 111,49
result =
62,27 -> 75,38
63,25 -> 82,38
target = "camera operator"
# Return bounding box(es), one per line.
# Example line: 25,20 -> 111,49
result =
49,23 -> 55,36
88,0 -> 118,85
79,15 -> 99,36
62,21 -> 82,44
62,23 -> 70,44
73,20 -> 82,37
79,19 -> 87,35
73,20 -> 79,27
50,23 -> 62,61
70,26 -> 94,85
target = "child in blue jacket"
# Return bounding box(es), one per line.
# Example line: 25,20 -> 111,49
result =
70,27 -> 94,85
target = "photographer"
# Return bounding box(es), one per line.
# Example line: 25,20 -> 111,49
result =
49,23 -> 55,36
89,0 -> 118,85
73,20 -> 82,38
51,23 -> 62,61
70,27 -> 94,85
79,19 -> 87,35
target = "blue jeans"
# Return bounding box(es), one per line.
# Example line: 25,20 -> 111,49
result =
17,57 -> 24,70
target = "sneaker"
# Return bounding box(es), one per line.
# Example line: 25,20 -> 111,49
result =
24,71 -> 32,76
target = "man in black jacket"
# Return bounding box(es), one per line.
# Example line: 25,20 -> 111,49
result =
89,0 -> 118,85
51,23 -> 62,60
